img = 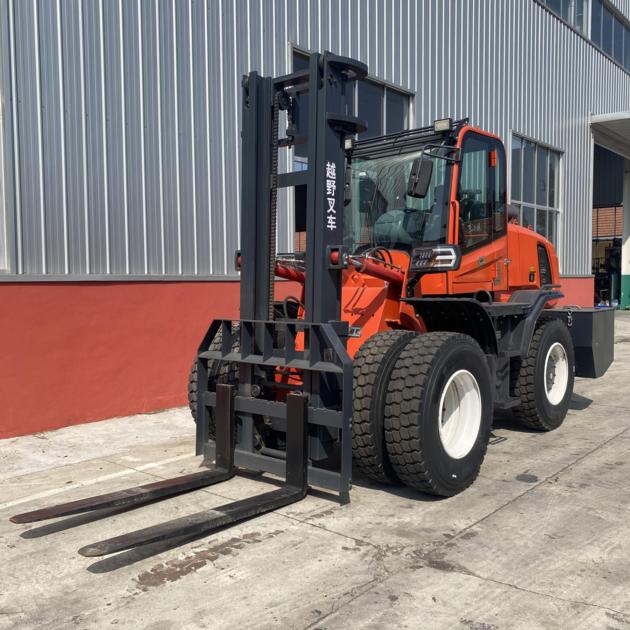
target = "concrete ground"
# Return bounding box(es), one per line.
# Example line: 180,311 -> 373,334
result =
1,314 -> 629,630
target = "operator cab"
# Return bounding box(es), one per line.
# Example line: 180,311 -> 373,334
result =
346,118 -> 514,295
345,123 -> 454,256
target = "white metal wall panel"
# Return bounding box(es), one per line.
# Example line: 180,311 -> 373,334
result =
610,0 -> 630,19
2,0 -> 630,279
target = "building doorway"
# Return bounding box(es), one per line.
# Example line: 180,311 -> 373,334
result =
592,206 -> 622,305
592,145 -> 624,306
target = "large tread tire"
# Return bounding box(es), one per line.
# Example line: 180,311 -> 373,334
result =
352,330 -> 418,484
384,332 -> 493,497
188,323 -> 240,439
513,318 -> 575,431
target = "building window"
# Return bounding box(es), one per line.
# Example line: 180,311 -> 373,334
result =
539,0 -> 589,34
357,80 -> 383,139
292,50 -> 411,156
601,3 -> 614,56
592,0 -> 603,46
510,134 -> 561,245
593,0 -> 630,70
542,0 -> 630,73
356,79 -> 410,139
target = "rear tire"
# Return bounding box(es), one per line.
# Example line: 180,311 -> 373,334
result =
384,332 -> 493,497
187,303 -> 295,438
513,319 -> 575,431
352,330 -> 417,484
187,323 -> 240,439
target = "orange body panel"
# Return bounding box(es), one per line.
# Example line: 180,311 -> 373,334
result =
331,222 -> 560,357
450,237 -> 508,292
503,224 -> 560,290
291,251 -> 424,360
341,250 -> 424,357
409,126 -> 559,301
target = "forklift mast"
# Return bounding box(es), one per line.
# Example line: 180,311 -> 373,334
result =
240,52 -> 364,326
197,51 -> 368,500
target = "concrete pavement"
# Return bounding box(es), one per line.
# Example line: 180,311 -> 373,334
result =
1,313 -> 629,629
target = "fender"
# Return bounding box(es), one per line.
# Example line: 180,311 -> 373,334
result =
403,297 -> 498,355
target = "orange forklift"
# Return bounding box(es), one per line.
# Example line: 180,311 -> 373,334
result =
11,51 -> 614,557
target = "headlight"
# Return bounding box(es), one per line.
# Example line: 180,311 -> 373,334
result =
410,245 -> 461,272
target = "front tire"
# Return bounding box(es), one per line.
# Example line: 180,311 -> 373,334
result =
352,330 -> 417,484
384,332 -> 493,497
513,319 -> 575,431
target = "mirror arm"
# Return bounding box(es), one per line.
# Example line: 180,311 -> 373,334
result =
421,144 -> 462,163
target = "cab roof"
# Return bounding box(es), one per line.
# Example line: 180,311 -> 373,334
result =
352,118 -> 469,160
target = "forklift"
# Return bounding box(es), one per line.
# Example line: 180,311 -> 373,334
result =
11,51 -> 614,557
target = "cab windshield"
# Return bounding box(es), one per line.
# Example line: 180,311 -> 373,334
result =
344,149 -> 450,255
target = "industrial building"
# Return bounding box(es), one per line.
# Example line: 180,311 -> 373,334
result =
1,0 -> 629,437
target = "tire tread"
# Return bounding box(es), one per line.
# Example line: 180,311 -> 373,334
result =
352,330 -> 416,483
512,318 -> 574,431
384,331 -> 490,496
187,324 -> 240,438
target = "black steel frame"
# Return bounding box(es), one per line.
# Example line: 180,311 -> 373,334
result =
195,51 -> 366,504
10,51 -> 366,556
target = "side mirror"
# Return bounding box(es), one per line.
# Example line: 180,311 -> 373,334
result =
407,156 -> 433,199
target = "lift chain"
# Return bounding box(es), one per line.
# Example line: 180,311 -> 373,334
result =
268,90 -> 281,319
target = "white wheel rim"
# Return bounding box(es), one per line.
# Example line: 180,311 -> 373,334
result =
438,369 -> 482,460
544,342 -> 569,405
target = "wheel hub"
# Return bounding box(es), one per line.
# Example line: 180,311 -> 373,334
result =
438,369 -> 482,459
544,342 -> 569,405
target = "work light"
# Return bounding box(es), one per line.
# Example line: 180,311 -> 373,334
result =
433,118 -> 453,133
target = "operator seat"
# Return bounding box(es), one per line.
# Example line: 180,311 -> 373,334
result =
373,209 -> 419,248
460,196 -> 486,223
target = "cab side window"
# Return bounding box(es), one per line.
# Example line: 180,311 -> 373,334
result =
457,133 -> 506,251
492,143 -> 507,237
538,243 -> 551,285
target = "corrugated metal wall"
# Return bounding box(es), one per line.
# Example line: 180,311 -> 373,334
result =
611,0 -> 630,18
2,0 -> 630,279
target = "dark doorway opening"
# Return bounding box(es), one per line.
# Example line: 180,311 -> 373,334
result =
592,145 -> 623,306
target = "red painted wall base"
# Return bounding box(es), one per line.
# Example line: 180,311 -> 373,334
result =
557,276 -> 594,307
0,281 -> 248,438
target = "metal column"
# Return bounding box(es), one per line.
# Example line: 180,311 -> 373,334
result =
622,162 -> 630,309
